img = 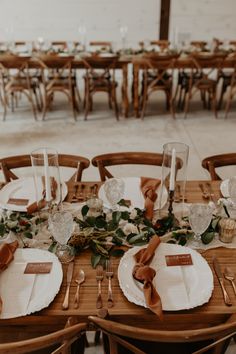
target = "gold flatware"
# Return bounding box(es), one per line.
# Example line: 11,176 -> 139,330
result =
199,183 -> 210,200
96,265 -> 104,309
71,184 -> 79,202
213,258 -> 232,306
106,260 -> 114,308
62,261 -> 74,310
224,267 -> 236,296
74,269 -> 85,309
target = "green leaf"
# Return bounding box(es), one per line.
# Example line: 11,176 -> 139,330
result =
178,236 -> 187,246
128,233 -> 146,244
91,253 -> 101,268
112,235 -> 123,246
201,231 -> 215,245
112,211 -> 122,223
48,242 -> 57,253
95,216 -> 107,229
0,223 -> 6,236
85,216 -> 96,227
110,249 -> 125,257
107,220 -> 119,231
118,199 -> 130,208
81,205 -> 89,217
121,211 -> 130,220
115,228 -> 125,238
95,243 -> 109,256
23,231 -> 33,239
211,217 -> 220,231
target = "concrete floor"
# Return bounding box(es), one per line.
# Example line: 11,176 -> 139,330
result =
0,93 -> 236,353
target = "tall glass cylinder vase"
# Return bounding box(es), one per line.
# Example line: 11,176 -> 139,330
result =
30,148 -> 61,212
159,142 -> 189,215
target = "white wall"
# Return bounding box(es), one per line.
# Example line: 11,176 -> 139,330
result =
0,0 -> 160,47
170,0 -> 236,45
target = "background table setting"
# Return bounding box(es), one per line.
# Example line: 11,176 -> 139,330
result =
1,144 -> 236,336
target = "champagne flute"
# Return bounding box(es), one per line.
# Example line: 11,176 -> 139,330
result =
189,203 -> 212,246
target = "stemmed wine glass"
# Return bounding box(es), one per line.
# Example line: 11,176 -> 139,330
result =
48,211 -> 74,263
104,178 -> 125,210
189,203 -> 212,246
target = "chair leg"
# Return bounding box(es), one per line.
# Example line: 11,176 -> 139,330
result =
225,93 -> 232,119
212,90 -> 218,118
184,92 -> 191,119
112,87 -> 119,121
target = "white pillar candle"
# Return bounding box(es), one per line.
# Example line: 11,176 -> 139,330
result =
43,149 -> 52,202
169,148 -> 176,191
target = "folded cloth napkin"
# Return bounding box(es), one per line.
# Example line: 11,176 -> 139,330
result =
27,177 -> 57,214
140,177 -> 161,220
0,240 -> 19,313
132,235 -> 163,319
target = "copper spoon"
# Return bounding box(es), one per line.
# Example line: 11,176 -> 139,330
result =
224,267 -> 236,296
74,269 -> 85,309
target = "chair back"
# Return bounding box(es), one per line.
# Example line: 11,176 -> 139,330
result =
92,152 -> 164,181
89,41 -> 112,52
0,318 -> 86,354
202,153 -> 236,180
190,41 -> 207,51
89,315 -> 236,354
0,154 -> 90,183
51,41 -> 68,51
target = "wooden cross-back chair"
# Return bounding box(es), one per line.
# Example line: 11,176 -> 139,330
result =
0,54 -> 38,121
0,318 -> 87,354
221,54 -> 236,118
51,41 -> 68,52
182,53 -> 225,118
0,154 -> 90,183
89,315 -> 236,354
202,153 -> 236,180
140,54 -> 178,119
37,54 -> 79,120
92,152 -> 164,181
190,41 -> 208,51
82,55 -> 119,120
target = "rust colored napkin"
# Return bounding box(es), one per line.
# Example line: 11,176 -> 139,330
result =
132,235 -> 163,319
27,177 -> 57,214
0,240 -> 19,313
140,177 -> 161,220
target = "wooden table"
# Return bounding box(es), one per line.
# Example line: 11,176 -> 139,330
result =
1,180 -> 236,337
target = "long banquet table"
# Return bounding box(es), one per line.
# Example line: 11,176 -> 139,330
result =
1,180 -> 236,340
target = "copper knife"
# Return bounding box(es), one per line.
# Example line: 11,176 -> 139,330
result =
213,258 -> 232,306
62,261 -> 74,310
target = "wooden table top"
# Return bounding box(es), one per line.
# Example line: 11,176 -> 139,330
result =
1,180 -> 235,331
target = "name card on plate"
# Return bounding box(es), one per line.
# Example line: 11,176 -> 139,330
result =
24,262 -> 53,274
165,254 -> 193,266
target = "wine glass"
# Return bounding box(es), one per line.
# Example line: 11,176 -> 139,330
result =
228,176 -> 236,204
104,178 -> 125,210
189,203 -> 212,246
48,211 -> 74,263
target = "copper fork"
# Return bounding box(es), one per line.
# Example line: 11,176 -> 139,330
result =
106,260 -> 114,308
96,265 -> 104,309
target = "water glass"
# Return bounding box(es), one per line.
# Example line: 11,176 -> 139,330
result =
48,211 -> 74,263
104,178 -> 125,210
189,203 -> 212,246
31,148 -> 61,209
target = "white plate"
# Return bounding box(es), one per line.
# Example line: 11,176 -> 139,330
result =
98,177 -> 167,210
220,179 -> 230,198
118,243 -> 213,311
0,248 -> 63,319
0,177 -> 68,212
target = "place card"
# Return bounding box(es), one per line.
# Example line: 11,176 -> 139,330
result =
24,262 -> 52,274
7,198 -> 29,206
165,254 -> 193,266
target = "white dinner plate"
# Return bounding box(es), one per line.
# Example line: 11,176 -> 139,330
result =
0,248 -> 63,319
118,242 -> 213,311
220,179 -> 230,198
0,177 -> 68,212
98,177 -> 168,210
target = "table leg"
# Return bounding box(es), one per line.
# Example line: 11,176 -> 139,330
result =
121,64 -> 129,118
133,63 -> 140,118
